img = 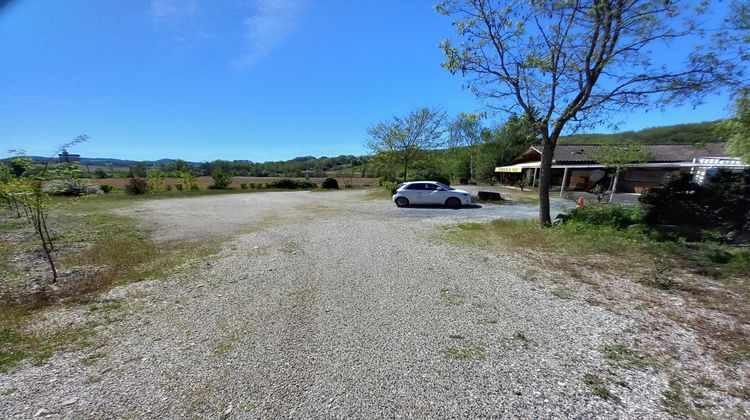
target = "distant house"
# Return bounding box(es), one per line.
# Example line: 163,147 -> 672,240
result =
58,149 -> 81,163
496,143 -> 746,195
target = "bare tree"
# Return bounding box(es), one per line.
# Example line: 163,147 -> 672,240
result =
437,0 -> 743,226
367,107 -> 448,182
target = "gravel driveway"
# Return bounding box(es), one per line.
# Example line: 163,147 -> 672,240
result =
1,190 -> 668,418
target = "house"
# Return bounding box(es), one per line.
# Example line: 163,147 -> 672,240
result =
496,143 -> 746,196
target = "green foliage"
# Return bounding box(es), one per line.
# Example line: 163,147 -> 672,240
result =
208,172 -> 232,190
321,177 -> 339,189
146,170 -> 165,193
93,168 -> 109,179
366,107 -> 447,181
561,121 -> 724,145
240,183 -> 248,190
379,181 -> 398,195
475,115 -> 537,183
639,169 -> 750,230
266,178 -> 317,189
408,169 -> 450,186
569,204 -> 643,229
125,177 -> 150,195
175,170 -> 198,192
99,184 -> 113,194
588,144 -> 654,167
720,94 -> 750,163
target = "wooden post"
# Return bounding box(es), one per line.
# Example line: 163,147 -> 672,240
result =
609,167 -> 620,203
560,167 -> 569,198
532,168 -> 538,189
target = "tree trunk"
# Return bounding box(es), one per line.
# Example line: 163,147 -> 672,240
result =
538,141 -> 556,228
402,158 -> 409,183
33,206 -> 57,283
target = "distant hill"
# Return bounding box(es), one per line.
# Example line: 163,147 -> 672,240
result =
26,156 -> 186,167
559,121 -> 724,145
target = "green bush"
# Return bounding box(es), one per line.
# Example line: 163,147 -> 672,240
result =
209,172 -> 232,189
321,177 -> 339,189
380,181 -> 398,195
240,183 -> 248,190
174,184 -> 183,191
266,178 -> 317,189
165,184 -> 173,191
248,183 -> 256,189
569,204 -> 643,229
125,177 -> 150,195
639,169 -> 750,230
99,184 -> 113,194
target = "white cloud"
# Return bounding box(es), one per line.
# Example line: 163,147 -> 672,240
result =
232,0 -> 307,69
148,0 -> 198,23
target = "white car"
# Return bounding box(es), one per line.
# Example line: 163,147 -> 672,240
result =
392,181 -> 472,208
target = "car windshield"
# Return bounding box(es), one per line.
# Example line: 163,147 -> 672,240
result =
434,182 -> 454,190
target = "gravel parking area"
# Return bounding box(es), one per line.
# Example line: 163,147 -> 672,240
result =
0,190 -> 704,418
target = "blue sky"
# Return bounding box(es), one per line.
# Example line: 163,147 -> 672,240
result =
0,0 -> 736,162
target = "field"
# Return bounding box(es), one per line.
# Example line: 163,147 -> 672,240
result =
0,188 -> 748,418
87,175 -> 379,188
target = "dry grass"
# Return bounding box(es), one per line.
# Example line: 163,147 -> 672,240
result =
0,195 -> 222,372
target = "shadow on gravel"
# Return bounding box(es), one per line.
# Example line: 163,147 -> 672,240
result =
399,204 -> 483,210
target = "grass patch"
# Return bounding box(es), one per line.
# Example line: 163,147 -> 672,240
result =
445,343 -> 486,360
360,188 -> 393,201
583,374 -> 621,404
551,287 -> 572,300
0,194 -> 223,372
602,343 -> 657,369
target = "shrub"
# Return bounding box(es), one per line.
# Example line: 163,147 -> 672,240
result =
240,183 -> 248,190
165,184 -> 173,191
380,181 -> 398,195
94,168 -> 109,179
125,177 -> 150,195
174,183 -> 183,191
639,169 -> 750,230
209,172 -> 232,189
321,177 -> 339,189
99,184 -> 113,194
266,179 -> 317,189
46,180 -> 103,196
569,204 -> 643,229
249,183 -> 256,189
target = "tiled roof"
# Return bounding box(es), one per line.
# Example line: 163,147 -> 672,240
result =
529,143 -> 727,163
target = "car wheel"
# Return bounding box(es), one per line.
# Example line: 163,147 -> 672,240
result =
395,197 -> 409,207
445,197 -> 461,208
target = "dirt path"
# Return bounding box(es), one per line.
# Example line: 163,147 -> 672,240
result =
1,190 -> 735,418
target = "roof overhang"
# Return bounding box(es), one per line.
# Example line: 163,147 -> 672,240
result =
496,161 -> 749,172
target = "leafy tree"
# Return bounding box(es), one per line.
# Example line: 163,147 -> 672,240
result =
448,113 -> 483,182
0,135 -> 88,283
146,169 -> 165,192
437,0 -> 742,227
588,144 -> 653,202
209,172 -> 232,189
475,115 -> 537,182
721,93 -> 750,163
367,107 -> 447,182
176,170 -> 198,191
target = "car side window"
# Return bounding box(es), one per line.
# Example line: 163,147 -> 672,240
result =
424,183 -> 436,190
406,183 -> 423,190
